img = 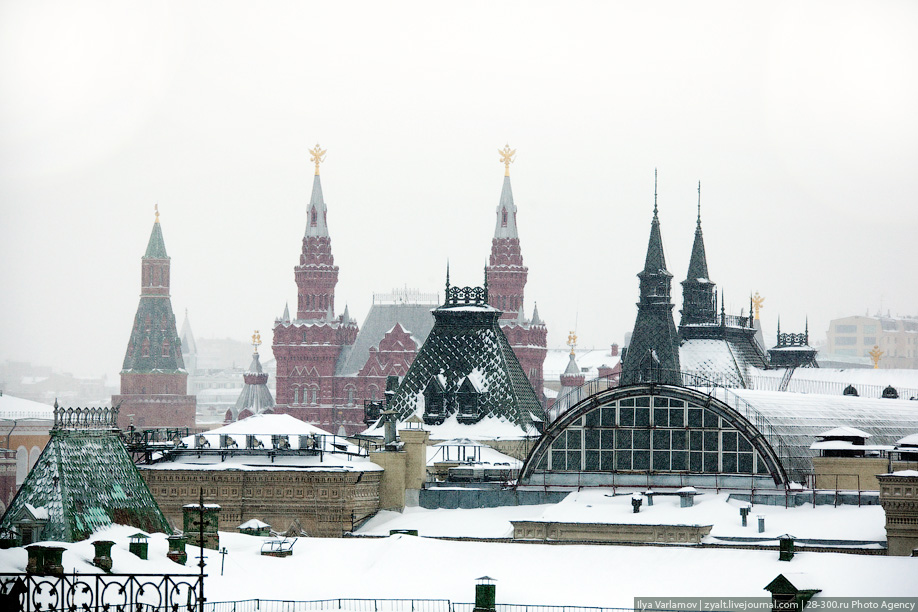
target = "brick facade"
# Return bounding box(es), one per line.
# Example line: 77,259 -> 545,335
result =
272,166 -> 548,435
141,468 -> 381,537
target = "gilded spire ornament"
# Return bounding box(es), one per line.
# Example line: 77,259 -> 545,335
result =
154,203 -> 160,224
752,292 -> 764,320
309,144 -> 326,176
498,144 -> 516,177
252,330 -> 262,354
567,330 -> 578,356
869,345 -> 883,369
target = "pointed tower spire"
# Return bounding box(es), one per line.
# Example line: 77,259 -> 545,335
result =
282,302 -> 290,323
485,145 -> 546,399
680,181 -> 716,327
294,144 -> 339,320
531,302 -> 543,326
144,205 -> 169,259
621,175 -> 681,386
642,171 -> 669,279
487,145 -> 528,318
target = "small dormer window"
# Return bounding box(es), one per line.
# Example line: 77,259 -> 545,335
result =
501,210 -> 508,227
423,377 -> 447,425
457,377 -> 484,424
162,340 -> 170,357
141,339 -> 150,358
311,208 -> 317,226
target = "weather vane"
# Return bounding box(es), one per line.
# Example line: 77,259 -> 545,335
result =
309,144 -> 326,176
752,292 -> 764,320
567,330 -> 577,355
869,345 -> 883,369
252,330 -> 261,354
498,144 -> 516,177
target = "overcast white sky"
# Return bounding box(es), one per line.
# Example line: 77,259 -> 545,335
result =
1,1 -> 917,380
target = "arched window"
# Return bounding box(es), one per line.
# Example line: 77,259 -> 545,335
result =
367,385 -> 379,401
346,386 -> 356,406
162,340 -> 170,357
141,339 -> 150,357
16,446 -> 28,485
537,394 -> 766,477
309,387 -> 319,405
28,446 -> 40,471
293,387 -> 300,404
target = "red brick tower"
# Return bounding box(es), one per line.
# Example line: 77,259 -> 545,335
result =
113,208 -> 196,429
486,146 -> 548,402
273,146 -> 359,432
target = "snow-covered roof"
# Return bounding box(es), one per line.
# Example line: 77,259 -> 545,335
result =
544,347 -> 619,381
142,452 -> 381,472
718,387 -> 918,479
0,500 -> 915,604
896,433 -> 918,446
0,394 -> 54,420
817,426 -> 871,439
747,367 -> 918,399
365,413 -> 537,441
426,439 -> 521,468
680,337 -> 766,388
200,413 -> 327,436
809,440 -> 891,451
238,519 -> 271,530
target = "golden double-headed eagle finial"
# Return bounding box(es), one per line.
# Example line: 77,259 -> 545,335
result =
309,144 -> 326,176
869,345 -> 883,369
252,330 -> 262,354
752,292 -> 764,320
154,203 -> 160,223
567,330 -> 578,355
498,144 -> 516,177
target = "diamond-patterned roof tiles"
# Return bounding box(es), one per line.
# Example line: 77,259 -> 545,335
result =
0,426 -> 171,542
388,304 -> 544,431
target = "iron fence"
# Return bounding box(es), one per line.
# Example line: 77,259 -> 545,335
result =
0,572 -> 203,612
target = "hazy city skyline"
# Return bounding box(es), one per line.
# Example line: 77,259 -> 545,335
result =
2,1 -> 916,380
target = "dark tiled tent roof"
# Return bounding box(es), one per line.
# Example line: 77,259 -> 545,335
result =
335,302 -> 436,376
388,304 -> 545,429
0,416 -> 171,542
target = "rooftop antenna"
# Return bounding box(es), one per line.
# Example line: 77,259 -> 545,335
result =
653,168 -> 658,216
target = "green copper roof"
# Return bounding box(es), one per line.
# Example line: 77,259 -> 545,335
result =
144,221 -> 169,259
0,425 -> 171,542
122,296 -> 186,372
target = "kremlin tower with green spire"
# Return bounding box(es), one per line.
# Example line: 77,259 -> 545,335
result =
112,207 -> 196,429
